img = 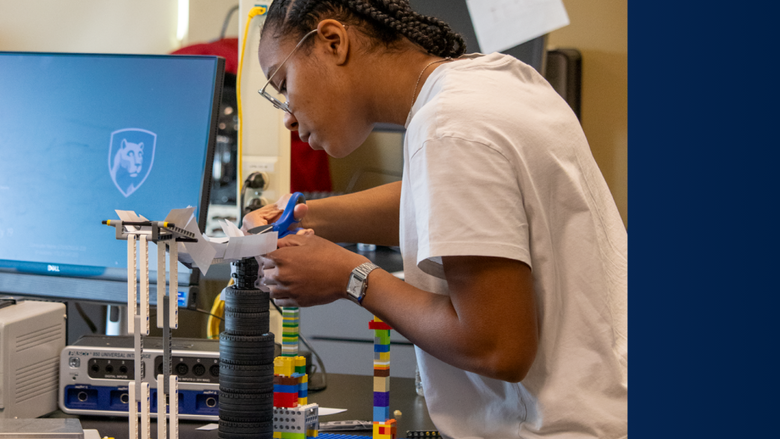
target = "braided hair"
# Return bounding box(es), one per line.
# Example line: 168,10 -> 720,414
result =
262,0 -> 466,58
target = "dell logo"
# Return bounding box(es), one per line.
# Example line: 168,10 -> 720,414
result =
48,265 -> 60,272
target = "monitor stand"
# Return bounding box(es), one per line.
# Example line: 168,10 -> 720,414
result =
105,305 -> 127,336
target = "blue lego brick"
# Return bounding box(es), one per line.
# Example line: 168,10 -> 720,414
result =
373,405 -> 390,422
373,391 -> 389,406
374,344 -> 391,352
317,435 -> 365,439
274,384 -> 299,393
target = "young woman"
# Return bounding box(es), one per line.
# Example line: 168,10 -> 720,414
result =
243,1 -> 627,437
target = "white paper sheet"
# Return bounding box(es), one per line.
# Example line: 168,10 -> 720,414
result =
219,219 -> 244,238
111,208 -> 280,275
465,0 -> 569,53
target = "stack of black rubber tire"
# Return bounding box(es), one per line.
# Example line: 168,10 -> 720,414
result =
219,257 -> 275,438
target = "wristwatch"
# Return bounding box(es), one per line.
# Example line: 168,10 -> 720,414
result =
346,262 -> 380,305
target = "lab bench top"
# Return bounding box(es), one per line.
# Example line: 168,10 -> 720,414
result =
49,373 -> 436,438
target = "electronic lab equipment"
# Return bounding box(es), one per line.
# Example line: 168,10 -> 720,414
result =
60,335 -> 221,421
0,299 -> 66,419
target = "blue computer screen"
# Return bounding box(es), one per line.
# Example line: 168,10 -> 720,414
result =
0,52 -> 223,300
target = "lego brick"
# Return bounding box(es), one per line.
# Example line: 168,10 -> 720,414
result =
274,404 -> 319,435
374,351 -> 391,362
274,384 -> 299,393
369,321 -> 393,330
374,343 -> 390,352
373,376 -> 390,392
373,391 -> 389,406
275,356 -> 295,376
373,367 -> 390,377
273,391 -> 299,408
275,375 -> 300,386
281,346 -> 299,357
373,406 -> 390,423
374,332 -> 391,345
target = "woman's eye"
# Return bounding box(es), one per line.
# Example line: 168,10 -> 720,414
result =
279,80 -> 287,93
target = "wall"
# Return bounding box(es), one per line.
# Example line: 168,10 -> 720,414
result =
187,0 -> 240,45
0,0 -> 180,53
548,0 -> 628,227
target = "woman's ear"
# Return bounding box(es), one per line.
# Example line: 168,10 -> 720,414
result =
316,19 -> 349,65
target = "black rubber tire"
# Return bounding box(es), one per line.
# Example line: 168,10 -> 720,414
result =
218,419 -> 274,434
232,258 -> 259,289
219,333 -> 275,363
224,311 -> 270,335
222,287 -> 269,310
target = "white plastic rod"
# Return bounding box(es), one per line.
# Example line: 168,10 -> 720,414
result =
157,374 -> 167,439
170,375 -> 179,439
139,235 -> 150,335
127,235 -> 137,334
128,382 -> 138,439
141,382 -> 150,439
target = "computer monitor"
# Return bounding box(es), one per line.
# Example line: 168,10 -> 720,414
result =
0,51 -> 225,307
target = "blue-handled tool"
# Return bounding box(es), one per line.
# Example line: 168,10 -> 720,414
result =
248,192 -> 306,238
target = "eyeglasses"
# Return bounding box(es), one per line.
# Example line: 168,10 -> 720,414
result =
258,29 -> 318,114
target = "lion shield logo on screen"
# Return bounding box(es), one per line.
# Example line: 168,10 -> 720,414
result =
108,128 -> 157,197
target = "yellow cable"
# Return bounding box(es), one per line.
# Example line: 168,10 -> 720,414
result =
206,278 -> 232,339
208,6 -> 267,341
237,6 -> 268,189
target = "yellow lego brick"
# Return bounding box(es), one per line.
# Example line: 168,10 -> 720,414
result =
273,432 -> 282,439
295,356 -> 306,367
379,351 -> 390,362
373,422 -> 395,439
298,396 -> 307,405
306,429 -> 318,438
374,376 -> 390,392
274,356 -> 294,376
300,374 -> 308,383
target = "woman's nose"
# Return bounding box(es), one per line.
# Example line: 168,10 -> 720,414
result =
284,111 -> 299,131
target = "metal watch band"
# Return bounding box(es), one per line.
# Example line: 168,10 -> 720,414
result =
347,262 -> 379,305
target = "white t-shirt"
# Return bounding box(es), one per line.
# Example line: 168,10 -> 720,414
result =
400,53 -> 627,438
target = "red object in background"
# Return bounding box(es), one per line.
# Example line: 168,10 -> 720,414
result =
172,39 -> 332,193
290,131 -> 332,193
172,38 -> 240,75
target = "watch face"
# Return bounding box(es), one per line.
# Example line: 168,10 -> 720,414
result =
347,277 -> 362,299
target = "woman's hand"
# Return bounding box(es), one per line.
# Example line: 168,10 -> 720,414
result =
258,234 -> 369,307
241,194 -> 311,235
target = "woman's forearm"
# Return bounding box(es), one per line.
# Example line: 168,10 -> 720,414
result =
303,181 -> 401,246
